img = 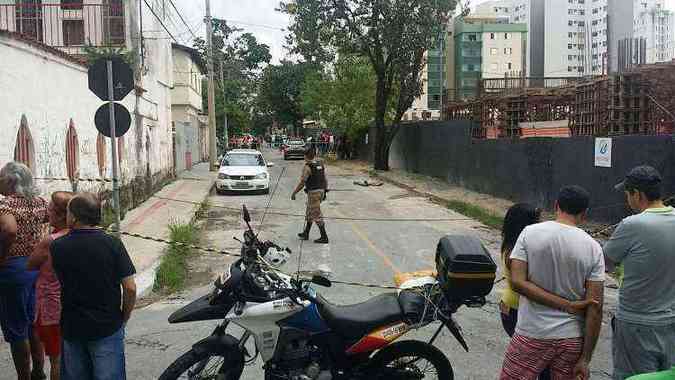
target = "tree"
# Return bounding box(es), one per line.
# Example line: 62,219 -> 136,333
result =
193,20 -> 272,140
301,55 -> 376,140
281,0 -> 457,170
258,61 -> 318,132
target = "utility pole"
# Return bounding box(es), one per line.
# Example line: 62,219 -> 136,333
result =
219,62 -> 229,150
205,0 -> 217,170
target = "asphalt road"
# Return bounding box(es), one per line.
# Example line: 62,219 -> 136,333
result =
0,149 -> 615,379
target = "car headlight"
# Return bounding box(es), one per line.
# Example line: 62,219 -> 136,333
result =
255,173 -> 268,179
218,173 -> 229,180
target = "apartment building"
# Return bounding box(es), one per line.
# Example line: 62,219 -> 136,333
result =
452,20 -> 527,100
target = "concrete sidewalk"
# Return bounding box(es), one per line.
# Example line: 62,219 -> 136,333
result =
122,163 -> 216,295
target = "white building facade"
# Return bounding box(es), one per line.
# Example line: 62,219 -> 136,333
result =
475,0 -> 675,76
0,0 -> 177,211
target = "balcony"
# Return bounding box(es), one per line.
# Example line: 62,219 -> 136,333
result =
0,1 -> 126,56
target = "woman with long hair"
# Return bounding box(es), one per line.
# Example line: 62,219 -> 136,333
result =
500,203 -> 542,335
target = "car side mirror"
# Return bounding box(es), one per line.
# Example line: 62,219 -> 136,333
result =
311,276 -> 332,288
267,163 -> 275,168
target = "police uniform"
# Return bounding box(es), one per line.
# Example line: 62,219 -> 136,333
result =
298,159 -> 329,243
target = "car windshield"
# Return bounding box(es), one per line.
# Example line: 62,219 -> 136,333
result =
222,154 -> 264,167
289,140 -> 304,146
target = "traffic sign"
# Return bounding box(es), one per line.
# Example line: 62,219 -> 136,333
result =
95,103 -> 131,138
88,57 -> 134,101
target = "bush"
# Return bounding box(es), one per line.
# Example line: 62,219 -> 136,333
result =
153,222 -> 199,293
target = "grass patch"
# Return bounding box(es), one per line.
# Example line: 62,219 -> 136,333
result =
196,199 -> 210,220
447,199 -> 504,230
153,222 -> 199,293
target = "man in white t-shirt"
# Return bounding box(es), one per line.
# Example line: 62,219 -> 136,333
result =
500,186 -> 605,380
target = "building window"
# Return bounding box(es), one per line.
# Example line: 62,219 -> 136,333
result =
504,33 -> 510,39
491,62 -> 499,71
490,33 -> 495,39
490,48 -> 499,55
568,44 -> 573,49
14,114 -> 36,172
103,0 -> 125,45
569,20 -> 574,26
568,66 -> 574,72
507,62 -> 512,70
63,20 -> 85,46
504,47 -> 512,55
14,0 -> 44,42
61,0 -> 83,10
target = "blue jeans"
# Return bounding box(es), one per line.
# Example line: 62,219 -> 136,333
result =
61,327 -> 126,380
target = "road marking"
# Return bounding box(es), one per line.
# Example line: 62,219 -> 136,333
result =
332,209 -> 402,275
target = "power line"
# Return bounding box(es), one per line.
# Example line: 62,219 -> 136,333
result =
143,0 -> 178,43
168,0 -> 198,40
223,19 -> 286,31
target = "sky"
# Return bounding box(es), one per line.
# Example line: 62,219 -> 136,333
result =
168,0 -> 292,64
166,0 -> 675,64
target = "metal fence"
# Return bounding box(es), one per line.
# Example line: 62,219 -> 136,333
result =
0,1 -> 125,55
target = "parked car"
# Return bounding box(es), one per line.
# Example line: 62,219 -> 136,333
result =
283,139 -> 307,160
217,149 -> 274,195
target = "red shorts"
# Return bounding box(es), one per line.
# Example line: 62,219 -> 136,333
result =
500,334 -> 583,380
34,324 -> 61,357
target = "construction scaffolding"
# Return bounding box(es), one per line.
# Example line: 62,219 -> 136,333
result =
446,62 -> 675,138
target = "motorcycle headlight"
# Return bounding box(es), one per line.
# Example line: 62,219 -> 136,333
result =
218,173 -> 229,180
255,173 -> 268,179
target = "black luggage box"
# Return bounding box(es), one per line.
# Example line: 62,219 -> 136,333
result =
435,235 -> 497,304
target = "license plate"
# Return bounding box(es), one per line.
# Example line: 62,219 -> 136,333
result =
234,181 -> 248,187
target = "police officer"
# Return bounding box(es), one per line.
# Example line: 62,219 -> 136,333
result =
291,148 -> 329,244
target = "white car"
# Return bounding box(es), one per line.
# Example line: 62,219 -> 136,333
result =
216,149 -> 274,194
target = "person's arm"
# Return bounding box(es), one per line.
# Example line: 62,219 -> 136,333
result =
115,238 -> 137,324
121,276 -> 137,324
27,236 -> 51,270
291,165 -> 310,199
511,260 -> 597,314
603,219 -> 634,273
0,213 -> 17,263
573,280 -> 605,380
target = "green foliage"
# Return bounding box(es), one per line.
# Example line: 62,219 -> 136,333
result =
194,20 -> 272,141
301,55 -> 375,139
281,0 -> 458,169
447,200 -> 504,231
258,61 -> 319,128
154,222 -> 199,293
82,45 -> 137,67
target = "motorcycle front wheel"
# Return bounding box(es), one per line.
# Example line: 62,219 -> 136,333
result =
367,340 -> 453,380
159,348 -> 244,380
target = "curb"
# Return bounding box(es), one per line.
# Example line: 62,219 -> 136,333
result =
136,179 -> 216,297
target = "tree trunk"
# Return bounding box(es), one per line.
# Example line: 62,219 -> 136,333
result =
373,76 -> 390,171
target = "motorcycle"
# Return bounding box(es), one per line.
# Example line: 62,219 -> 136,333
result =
159,205 -> 497,380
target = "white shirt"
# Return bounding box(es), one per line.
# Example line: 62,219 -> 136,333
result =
511,221 -> 605,339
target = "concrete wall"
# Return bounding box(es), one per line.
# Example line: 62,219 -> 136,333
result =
388,121 -> 675,223
0,31 -> 174,212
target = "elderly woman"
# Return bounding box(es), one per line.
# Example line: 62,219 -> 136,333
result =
0,162 -> 48,380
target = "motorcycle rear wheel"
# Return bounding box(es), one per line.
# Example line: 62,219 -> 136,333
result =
368,340 -> 453,380
159,348 -> 244,380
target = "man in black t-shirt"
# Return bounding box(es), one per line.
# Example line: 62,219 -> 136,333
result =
51,193 -> 136,380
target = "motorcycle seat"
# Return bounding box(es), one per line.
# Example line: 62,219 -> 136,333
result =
315,293 -> 403,341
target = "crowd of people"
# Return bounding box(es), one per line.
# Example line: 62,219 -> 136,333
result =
0,162 -> 136,380
498,165 -> 675,380
0,157 -> 672,380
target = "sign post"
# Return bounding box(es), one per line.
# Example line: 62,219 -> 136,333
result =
88,57 -> 133,238
106,60 -> 121,237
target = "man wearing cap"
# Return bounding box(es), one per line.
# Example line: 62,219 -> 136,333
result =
604,165 -> 675,380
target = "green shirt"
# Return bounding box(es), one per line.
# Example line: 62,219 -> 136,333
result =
604,207 -> 675,325
626,367 -> 675,380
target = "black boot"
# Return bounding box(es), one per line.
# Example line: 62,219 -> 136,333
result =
314,224 -> 329,244
298,222 -> 312,240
